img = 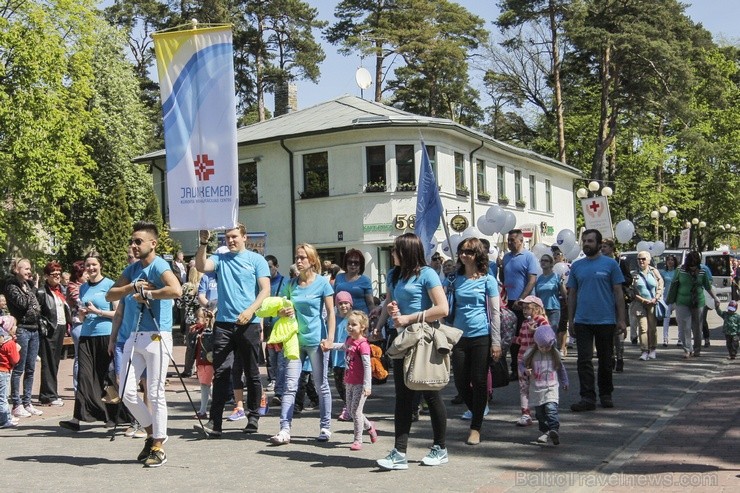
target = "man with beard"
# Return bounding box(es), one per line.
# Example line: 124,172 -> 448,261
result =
567,229 -> 626,412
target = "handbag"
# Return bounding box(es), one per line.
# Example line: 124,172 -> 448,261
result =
655,299 -> 668,320
403,313 -> 455,391
490,353 -> 509,388
38,316 -> 55,338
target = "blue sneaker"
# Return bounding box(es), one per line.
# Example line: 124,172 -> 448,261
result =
227,408 -> 246,421
461,405 -> 489,420
421,445 -> 448,466
377,448 -> 408,470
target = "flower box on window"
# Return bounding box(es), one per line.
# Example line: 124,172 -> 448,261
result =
365,181 -> 387,193
477,191 -> 490,201
515,199 -> 527,208
396,182 -> 417,192
456,186 -> 469,197
498,195 -> 509,205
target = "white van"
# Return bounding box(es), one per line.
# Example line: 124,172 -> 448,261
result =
702,250 -> 733,302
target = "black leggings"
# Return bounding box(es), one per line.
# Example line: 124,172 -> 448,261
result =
392,359 -> 446,453
451,335 -> 490,431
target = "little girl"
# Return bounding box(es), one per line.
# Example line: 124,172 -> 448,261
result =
331,310 -> 378,450
521,325 -> 568,445
0,315 -> 21,428
515,296 -> 549,427
190,307 -> 215,419
332,291 -> 353,421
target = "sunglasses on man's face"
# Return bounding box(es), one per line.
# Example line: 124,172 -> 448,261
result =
129,238 -> 146,246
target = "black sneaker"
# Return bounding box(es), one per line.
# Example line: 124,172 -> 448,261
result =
143,447 -> 167,468
194,421 -> 221,439
243,416 -> 259,434
570,400 -> 596,412
615,359 -> 624,373
631,337 -> 638,345
137,437 -> 154,462
450,394 -> 464,405
600,396 -> 614,408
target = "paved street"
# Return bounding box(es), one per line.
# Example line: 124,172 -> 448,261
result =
1,311 -> 737,492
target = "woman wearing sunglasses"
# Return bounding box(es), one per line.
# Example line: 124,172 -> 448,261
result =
333,249 -> 375,315
631,251 -> 664,361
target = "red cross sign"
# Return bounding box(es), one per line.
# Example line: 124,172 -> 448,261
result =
194,154 -> 215,181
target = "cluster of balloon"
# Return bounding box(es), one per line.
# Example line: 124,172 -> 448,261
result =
615,220 -> 635,244
556,229 -> 581,261
476,205 -> 517,236
439,226 -> 484,257
635,240 -> 666,257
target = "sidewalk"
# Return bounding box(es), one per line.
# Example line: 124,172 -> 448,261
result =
1,314 -> 737,492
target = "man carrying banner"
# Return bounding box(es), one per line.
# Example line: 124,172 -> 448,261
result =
106,221 -> 182,467
194,224 -> 271,437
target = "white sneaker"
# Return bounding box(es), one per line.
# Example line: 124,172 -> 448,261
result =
639,352 -> 649,361
24,404 -> 43,416
537,433 -> 549,443
269,429 -> 291,445
648,350 -> 657,360
317,428 -> 331,442
516,414 -> 533,426
421,445 -> 448,466
12,405 -> 31,418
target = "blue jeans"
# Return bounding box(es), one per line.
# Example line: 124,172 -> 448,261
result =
270,348 -> 286,395
71,323 -> 82,392
11,327 -> 40,407
279,345 -> 331,432
546,309 -> 561,331
0,371 -> 10,424
535,401 -> 560,433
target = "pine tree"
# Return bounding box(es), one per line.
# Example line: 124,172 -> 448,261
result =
142,189 -> 180,256
96,182 -> 132,278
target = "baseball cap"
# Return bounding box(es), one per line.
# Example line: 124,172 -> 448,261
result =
728,300 -> 737,313
336,291 -> 353,307
520,295 -> 544,309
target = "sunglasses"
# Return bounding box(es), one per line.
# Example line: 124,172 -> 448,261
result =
129,238 -> 146,246
346,260 -> 360,266
459,249 -> 476,256
637,257 -> 648,261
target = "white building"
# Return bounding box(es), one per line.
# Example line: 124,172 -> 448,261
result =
135,95 -> 581,295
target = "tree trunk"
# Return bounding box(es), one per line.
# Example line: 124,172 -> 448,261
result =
374,39 -> 383,102
592,43 -> 618,182
257,16 -> 265,121
549,0 -> 566,164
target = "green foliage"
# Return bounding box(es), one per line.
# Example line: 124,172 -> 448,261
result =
142,190 -> 180,255
95,181 -> 132,277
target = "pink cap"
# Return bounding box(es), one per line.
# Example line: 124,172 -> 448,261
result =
520,295 -> 544,309
336,291 -> 353,307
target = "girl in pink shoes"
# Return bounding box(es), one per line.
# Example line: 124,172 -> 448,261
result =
331,310 -> 378,450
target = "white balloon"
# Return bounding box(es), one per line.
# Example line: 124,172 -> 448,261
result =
553,262 -> 569,278
565,242 -> 581,261
502,211 -> 517,234
652,241 -> 665,257
488,246 -> 499,262
636,241 -> 650,254
485,205 -> 505,222
476,215 -> 496,236
556,229 -> 577,251
440,239 -> 451,255
615,220 -> 635,243
461,226 -> 482,239
531,242 -> 551,260
449,234 -> 464,255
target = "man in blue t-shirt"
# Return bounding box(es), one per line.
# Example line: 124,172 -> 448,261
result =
194,224 -> 271,437
501,229 -> 538,378
107,221 -> 182,468
567,229 -> 626,412
264,255 -> 286,393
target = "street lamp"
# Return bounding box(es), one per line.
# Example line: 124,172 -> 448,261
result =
651,206 -> 675,244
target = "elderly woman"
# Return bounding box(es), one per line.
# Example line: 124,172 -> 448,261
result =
333,249 -> 375,314
667,251 -> 719,359
632,251 -> 664,361
4,258 -> 44,418
36,261 -> 72,406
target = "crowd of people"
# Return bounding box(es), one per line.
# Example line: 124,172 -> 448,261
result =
1,223 -> 737,472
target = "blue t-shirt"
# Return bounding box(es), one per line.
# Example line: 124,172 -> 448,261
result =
502,250 -> 538,300
331,316 -> 348,368
488,261 -> 498,280
281,275 -> 334,347
567,255 -> 625,325
535,273 -> 561,310
79,277 -> 115,337
210,250 -> 270,323
122,256 -> 174,332
388,266 -> 441,315
445,274 -> 498,338
660,269 -> 676,302
634,268 -> 658,299
197,272 -> 218,302
333,273 -> 373,314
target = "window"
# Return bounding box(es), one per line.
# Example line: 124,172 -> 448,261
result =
497,165 -> 505,198
302,151 -> 328,198
425,145 -> 437,178
529,175 -> 537,209
545,179 -> 552,212
366,146 -> 386,187
454,152 -> 465,191
514,170 -> 522,202
476,159 -> 486,195
395,144 -> 415,189
238,161 -> 258,206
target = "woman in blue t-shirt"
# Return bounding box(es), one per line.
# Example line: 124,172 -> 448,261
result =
535,254 -> 567,330
376,233 -> 449,470
446,238 -> 501,446
60,251 -> 119,432
333,249 -> 375,314
269,243 -> 336,445
659,254 -> 678,347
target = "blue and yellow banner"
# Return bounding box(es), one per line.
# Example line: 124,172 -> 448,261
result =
153,26 -> 238,231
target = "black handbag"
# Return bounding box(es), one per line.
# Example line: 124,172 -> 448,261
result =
490,353 -> 509,388
38,316 -> 55,338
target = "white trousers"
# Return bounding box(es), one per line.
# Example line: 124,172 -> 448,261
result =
120,331 -> 172,440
